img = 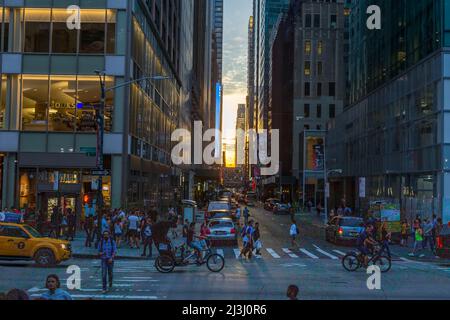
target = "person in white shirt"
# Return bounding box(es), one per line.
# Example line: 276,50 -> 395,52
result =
127,212 -> 140,249
290,220 -> 299,249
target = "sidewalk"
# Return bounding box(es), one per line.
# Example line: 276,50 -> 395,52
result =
71,228 -> 186,260
297,211 -> 450,264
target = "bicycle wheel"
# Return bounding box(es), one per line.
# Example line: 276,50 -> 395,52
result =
206,253 -> 225,272
372,255 -> 391,273
155,255 -> 175,273
342,253 -> 361,272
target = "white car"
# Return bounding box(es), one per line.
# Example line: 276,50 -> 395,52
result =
206,218 -> 237,244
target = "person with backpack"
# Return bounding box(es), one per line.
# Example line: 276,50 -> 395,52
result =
290,220 -> 300,249
98,231 -> 117,294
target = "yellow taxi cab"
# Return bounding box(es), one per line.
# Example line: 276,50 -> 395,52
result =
0,222 -> 71,266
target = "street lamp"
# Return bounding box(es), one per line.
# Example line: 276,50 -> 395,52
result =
324,169 -> 343,224
93,70 -> 171,235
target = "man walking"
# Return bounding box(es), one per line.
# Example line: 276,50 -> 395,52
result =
141,218 -> 154,258
290,220 -> 300,249
243,207 -> 250,225
127,211 -> 140,249
66,208 -> 76,241
98,231 -> 117,294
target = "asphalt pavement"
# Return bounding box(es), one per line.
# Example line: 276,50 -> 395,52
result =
1,203 -> 449,300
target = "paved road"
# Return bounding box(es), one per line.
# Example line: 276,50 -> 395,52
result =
0,204 -> 449,300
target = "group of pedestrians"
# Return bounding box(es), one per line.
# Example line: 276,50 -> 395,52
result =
238,207 -> 263,259
408,214 -> 443,258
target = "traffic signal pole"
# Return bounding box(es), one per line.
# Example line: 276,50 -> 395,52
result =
96,72 -> 106,237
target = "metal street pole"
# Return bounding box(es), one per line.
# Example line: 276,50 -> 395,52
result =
93,71 -> 171,236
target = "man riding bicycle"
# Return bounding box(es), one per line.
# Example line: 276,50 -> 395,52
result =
357,224 -> 377,267
187,222 -> 206,264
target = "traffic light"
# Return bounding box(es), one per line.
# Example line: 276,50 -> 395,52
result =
83,194 -> 90,205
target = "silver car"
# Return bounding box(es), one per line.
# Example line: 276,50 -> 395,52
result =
206,218 -> 237,244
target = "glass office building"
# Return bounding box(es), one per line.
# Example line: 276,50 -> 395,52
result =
327,0 -> 450,223
0,0 -> 186,214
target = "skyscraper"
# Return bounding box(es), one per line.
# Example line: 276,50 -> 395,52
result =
327,0 -> 450,223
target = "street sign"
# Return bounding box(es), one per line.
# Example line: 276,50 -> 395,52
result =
80,147 -> 96,157
359,177 -> 366,198
91,169 -> 110,176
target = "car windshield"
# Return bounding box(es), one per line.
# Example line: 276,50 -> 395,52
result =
211,213 -> 232,219
23,225 -> 43,238
340,218 -> 364,227
209,221 -> 233,228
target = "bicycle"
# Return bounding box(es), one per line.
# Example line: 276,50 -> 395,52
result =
155,239 -> 225,273
342,244 -> 392,273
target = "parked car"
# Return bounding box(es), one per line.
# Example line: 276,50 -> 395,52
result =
273,203 -> 290,215
264,198 -> 280,211
206,218 -> 237,244
0,222 -> 71,266
436,223 -> 450,259
325,216 -> 365,245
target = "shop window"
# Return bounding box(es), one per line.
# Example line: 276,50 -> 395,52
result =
51,9 -> 78,54
49,76 -> 77,132
22,75 -> 49,131
23,9 -> 51,53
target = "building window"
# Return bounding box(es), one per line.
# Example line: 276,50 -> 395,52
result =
305,14 -> 312,28
51,9 -> 78,53
330,14 -> 337,29
329,104 -> 336,118
0,75 -> 6,129
23,9 -> 51,52
21,75 -> 114,132
313,14 -> 321,28
304,61 -> 311,76
304,125 -> 310,130
317,61 -> 323,75
317,41 -> 323,55
317,104 -> 322,118
304,104 -> 310,118
317,83 -> 322,96
304,82 -> 311,96
329,82 -> 336,96
304,40 -> 311,54
1,8 -> 10,52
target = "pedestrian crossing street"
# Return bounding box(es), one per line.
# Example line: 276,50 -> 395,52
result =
213,245 -> 347,260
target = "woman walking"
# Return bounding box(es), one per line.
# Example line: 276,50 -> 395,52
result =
114,218 -> 123,248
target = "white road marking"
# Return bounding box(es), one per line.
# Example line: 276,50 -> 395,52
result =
313,245 -> 338,260
299,248 -> 319,259
282,248 -> 299,258
266,248 -> 281,259
216,249 -> 224,257
332,250 -> 346,256
233,248 -> 241,259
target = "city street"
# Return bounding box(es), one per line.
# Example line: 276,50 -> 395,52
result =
1,204 -> 449,300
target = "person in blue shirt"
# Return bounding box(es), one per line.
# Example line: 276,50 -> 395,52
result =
41,274 -> 72,300
98,231 -> 117,293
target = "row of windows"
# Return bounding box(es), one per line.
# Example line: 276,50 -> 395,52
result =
303,104 -> 336,119
304,82 -> 336,97
304,61 -> 323,76
304,13 -> 338,29
20,8 -> 116,54
304,40 -> 323,55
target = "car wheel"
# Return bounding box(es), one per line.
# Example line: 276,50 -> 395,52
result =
34,248 -> 56,267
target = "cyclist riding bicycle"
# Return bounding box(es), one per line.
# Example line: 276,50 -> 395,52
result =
187,222 -> 205,264
357,224 -> 377,267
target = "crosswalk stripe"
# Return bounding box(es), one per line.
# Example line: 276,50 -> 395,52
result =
216,249 -> 224,257
332,250 -> 346,256
313,245 -> 338,259
300,248 -> 319,259
233,248 -> 241,259
282,248 -> 299,258
266,248 -> 281,259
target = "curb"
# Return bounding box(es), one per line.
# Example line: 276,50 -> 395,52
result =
72,253 -> 148,261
